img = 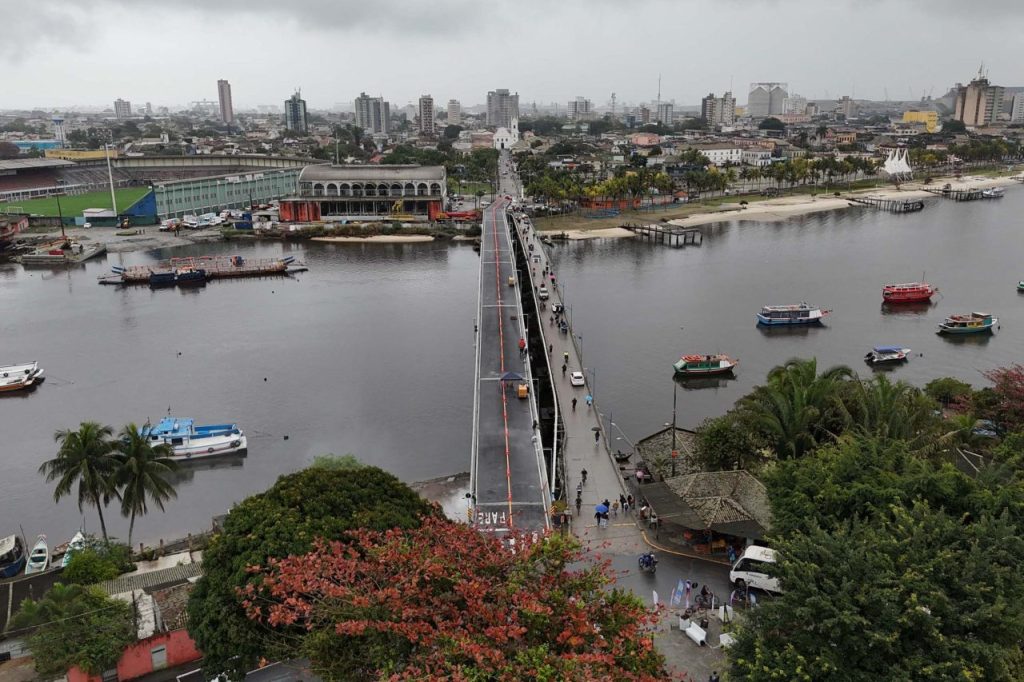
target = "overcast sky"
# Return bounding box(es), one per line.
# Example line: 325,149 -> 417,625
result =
2,0 -> 1021,111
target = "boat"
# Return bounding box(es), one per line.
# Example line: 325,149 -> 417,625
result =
23,535 -> 49,575
0,534 -> 26,578
59,531 -> 86,568
18,239 -> 107,266
981,187 -> 1005,199
1017,281 -> 1024,292
149,266 -> 207,288
756,303 -> 829,326
882,282 -> 936,304
673,354 -> 738,376
0,214 -> 27,250
864,346 -> 911,365
141,417 -> 248,460
936,312 -> 997,335
0,361 -> 44,393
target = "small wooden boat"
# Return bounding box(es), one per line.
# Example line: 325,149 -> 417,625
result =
59,531 -> 86,568
1017,280 -> 1024,292
882,282 -> 936,304
0,534 -> 26,578
937,312 -> 997,335
756,303 -> 829,326
865,346 -> 911,365
24,535 -> 49,575
981,187 -> 1005,199
673,354 -> 738,376
0,361 -> 44,393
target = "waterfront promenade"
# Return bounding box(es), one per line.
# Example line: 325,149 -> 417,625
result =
469,164 -> 550,536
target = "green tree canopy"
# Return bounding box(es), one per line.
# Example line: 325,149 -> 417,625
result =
187,465 -> 436,678
758,117 -> 786,131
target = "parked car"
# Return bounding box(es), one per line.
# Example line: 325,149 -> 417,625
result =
729,546 -> 781,593
538,285 -> 549,300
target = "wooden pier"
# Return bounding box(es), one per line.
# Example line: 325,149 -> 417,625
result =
105,255 -> 297,285
847,196 -> 925,213
623,222 -> 702,247
922,185 -> 984,202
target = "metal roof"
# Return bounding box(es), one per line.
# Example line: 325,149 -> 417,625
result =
298,164 -> 445,183
0,158 -> 76,171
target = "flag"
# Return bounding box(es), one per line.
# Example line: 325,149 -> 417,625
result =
652,590 -> 659,606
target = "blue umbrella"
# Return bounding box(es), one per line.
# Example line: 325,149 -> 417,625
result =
595,503 -> 609,514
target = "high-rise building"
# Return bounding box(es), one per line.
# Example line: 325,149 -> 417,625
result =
747,82 -> 788,118
217,79 -> 234,124
638,105 -> 652,125
567,96 -> 592,122
51,117 -> 66,147
354,92 -> 391,134
114,98 -> 132,120
954,68 -> 1006,127
145,102 -> 153,115
656,102 -> 674,125
1011,93 -> 1024,124
418,94 -> 435,135
836,95 -> 858,120
783,94 -> 807,116
447,99 -> 461,126
701,92 -> 736,128
486,89 -> 519,128
284,91 -> 308,133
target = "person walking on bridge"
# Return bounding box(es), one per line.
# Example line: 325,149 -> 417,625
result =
563,350 -> 569,364
571,396 -> 577,412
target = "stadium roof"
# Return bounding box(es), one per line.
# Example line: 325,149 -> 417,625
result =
0,158 -> 76,171
299,164 -> 445,183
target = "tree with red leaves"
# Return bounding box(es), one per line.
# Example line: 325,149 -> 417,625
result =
983,364 -> 1024,430
243,516 -> 665,681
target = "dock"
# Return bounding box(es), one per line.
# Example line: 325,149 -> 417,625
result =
103,255 -> 298,285
847,196 -> 925,213
623,222 -> 702,247
922,186 -> 984,202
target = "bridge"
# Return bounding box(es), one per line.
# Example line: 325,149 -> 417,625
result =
469,154 -> 552,535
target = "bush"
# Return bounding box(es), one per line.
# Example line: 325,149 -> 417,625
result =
63,548 -> 120,584
924,376 -> 973,407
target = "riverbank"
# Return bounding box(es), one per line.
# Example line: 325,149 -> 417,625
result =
537,172 -> 1022,239
9,225 -> 224,254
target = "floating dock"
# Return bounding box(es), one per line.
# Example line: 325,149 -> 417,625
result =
847,196 -> 925,213
922,186 -> 984,202
623,222 -> 702,247
101,255 -> 300,286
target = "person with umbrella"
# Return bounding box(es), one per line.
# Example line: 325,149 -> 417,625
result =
592,426 -> 601,444
594,502 -> 609,528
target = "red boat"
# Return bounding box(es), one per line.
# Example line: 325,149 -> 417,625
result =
882,282 -> 936,304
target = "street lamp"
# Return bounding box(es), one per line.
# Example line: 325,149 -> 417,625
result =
577,334 -> 583,368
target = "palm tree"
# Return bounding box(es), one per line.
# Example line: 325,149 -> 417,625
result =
113,424 -> 178,548
41,422 -> 118,542
849,374 -> 940,451
742,358 -> 855,460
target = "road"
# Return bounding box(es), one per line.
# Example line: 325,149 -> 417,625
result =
469,152 -> 549,535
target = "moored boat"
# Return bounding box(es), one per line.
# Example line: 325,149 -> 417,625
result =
24,535 -> 49,575
936,312 -> 997,335
673,354 -> 738,376
882,282 -> 936,304
1017,280 -> 1024,292
59,531 -> 86,568
864,346 -> 911,365
18,239 -> 107,266
756,303 -> 829,326
0,361 -> 44,393
0,534 -> 26,578
981,187 -> 1005,199
141,417 -> 248,460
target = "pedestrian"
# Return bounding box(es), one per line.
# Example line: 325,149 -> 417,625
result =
562,363 -> 567,376
549,315 -> 554,326
571,396 -> 577,411
620,493 -> 628,512
594,510 -> 602,525
563,351 -> 569,363
594,429 -> 600,444
586,394 -> 593,408
601,512 -> 609,528
611,499 -> 619,516
627,494 -> 635,511
548,343 -> 552,354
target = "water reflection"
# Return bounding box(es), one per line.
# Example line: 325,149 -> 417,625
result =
673,374 -> 735,391
166,454 -> 247,485
880,301 -> 938,316
755,323 -> 826,338
936,332 -> 995,346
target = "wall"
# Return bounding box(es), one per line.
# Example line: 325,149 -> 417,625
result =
67,630 -> 201,682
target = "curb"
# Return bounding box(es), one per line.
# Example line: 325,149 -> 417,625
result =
640,530 -> 732,567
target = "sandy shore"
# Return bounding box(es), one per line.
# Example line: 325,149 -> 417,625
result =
14,226 -> 223,253
553,173 -> 1021,240
311,235 -> 435,244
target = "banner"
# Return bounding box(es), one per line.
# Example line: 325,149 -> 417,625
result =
670,579 -> 685,607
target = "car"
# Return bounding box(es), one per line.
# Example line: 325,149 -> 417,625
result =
569,371 -> 585,387
537,285 -> 549,300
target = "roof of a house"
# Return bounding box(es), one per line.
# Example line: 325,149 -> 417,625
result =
298,164 -> 445,183
642,469 -> 772,539
0,158 -> 76,171
99,561 -> 204,596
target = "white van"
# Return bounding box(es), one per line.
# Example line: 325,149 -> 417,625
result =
729,546 -> 781,593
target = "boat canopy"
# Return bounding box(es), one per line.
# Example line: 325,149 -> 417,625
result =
873,346 -> 905,353
0,535 -> 17,556
144,417 -> 195,438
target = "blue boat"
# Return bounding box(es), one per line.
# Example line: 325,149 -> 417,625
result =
141,417 -> 247,460
756,303 -> 829,326
0,534 -> 26,579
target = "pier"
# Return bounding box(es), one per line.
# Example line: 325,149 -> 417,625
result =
104,255 -> 299,285
847,196 -> 925,213
469,156 -> 551,537
623,222 -> 703,247
923,186 -> 984,202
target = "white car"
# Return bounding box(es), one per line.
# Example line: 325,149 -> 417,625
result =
538,285 -> 549,300
569,371 -> 585,387
730,546 -> 781,593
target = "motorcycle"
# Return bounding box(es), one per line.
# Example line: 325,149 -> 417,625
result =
638,552 -> 658,574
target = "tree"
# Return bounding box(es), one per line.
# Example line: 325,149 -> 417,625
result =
943,119 -> 967,133
982,364 -> 1024,430
113,424 -> 177,548
924,376 -> 973,409
0,140 -> 20,158
243,517 -> 665,681
11,583 -> 136,677
847,374 -> 942,453
758,117 -> 786,131
187,465 -> 436,679
442,124 -> 462,140
695,412 -> 766,471
63,547 -> 121,584
40,422 -> 118,542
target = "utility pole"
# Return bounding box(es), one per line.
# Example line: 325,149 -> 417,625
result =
671,379 -> 678,477
104,132 -> 118,216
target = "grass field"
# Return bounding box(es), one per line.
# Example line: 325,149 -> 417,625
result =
0,187 -> 151,216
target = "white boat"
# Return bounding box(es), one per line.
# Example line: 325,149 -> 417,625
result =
141,417 -> 248,460
24,535 -> 49,575
981,187 -> 1005,199
60,531 -> 86,568
0,361 -> 44,393
864,346 -> 911,365
756,303 -> 830,326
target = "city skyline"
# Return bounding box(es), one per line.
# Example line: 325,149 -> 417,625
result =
3,0 -> 1024,110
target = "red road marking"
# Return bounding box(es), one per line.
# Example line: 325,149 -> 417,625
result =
489,200 -> 515,531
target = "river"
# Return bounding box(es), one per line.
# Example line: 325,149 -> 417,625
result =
1,187 -> 1022,545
